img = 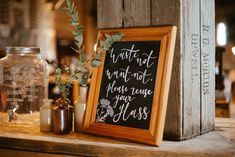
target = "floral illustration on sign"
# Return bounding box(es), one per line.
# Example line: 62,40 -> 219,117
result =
96,98 -> 114,123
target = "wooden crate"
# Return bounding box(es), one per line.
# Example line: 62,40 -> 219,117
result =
97,0 -> 215,140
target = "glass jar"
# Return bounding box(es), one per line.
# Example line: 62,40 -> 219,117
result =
0,47 -> 47,114
40,99 -> 53,132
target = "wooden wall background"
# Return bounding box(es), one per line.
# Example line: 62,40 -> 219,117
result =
0,0 -> 38,47
97,0 -> 215,140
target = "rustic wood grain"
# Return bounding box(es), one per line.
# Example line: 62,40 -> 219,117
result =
97,0 -> 215,141
0,148 -> 79,157
0,114 -> 234,157
97,0 -> 123,29
181,0 -> 201,138
123,0 -> 151,27
151,0 -> 214,140
151,0 -> 182,140
151,0 -> 180,26
200,0 -> 215,134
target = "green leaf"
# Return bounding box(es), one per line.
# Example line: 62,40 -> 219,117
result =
77,60 -> 83,67
97,47 -> 103,54
80,52 -> 86,63
72,26 -> 82,36
75,72 -> 85,84
74,34 -> 83,43
66,0 -> 71,9
80,76 -> 88,87
98,32 -> 124,53
74,42 -> 82,49
80,66 -> 88,73
91,60 -> 102,67
72,12 -> 78,22
75,71 -> 83,77
76,25 -> 83,31
70,2 -> 75,13
104,34 -> 111,39
68,75 -> 75,82
112,33 -> 124,41
72,30 -> 77,35
95,53 -> 101,59
70,21 -> 78,27
69,20 -> 75,26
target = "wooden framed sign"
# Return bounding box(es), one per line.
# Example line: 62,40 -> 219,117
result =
84,26 -> 177,146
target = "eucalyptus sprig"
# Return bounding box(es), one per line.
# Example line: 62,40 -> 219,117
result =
64,0 -> 123,87
55,66 -> 72,99
64,0 -> 83,52
98,33 -> 123,53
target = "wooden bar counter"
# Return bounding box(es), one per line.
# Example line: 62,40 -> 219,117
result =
0,113 -> 234,157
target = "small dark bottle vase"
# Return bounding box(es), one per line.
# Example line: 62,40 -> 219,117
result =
64,98 -> 73,132
53,98 -> 70,135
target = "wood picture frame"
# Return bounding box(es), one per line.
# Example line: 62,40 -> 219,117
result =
83,26 -> 177,146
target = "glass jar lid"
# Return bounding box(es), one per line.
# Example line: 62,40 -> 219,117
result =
6,47 -> 40,54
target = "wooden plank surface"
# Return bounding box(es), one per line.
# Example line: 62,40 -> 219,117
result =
151,0 -> 182,140
123,0 -> 151,27
0,148 -> 79,157
97,0 -> 123,29
200,0 -> 215,134
0,114 -> 234,157
181,0 -> 201,138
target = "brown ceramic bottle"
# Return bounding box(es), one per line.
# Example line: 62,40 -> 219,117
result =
64,98 -> 73,132
53,98 -> 70,135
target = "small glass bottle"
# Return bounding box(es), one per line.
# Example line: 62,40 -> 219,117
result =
40,99 -> 53,132
74,86 -> 88,132
53,97 -> 70,135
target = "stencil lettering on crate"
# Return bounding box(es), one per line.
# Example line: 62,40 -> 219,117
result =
202,25 -> 210,95
191,34 -> 200,83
